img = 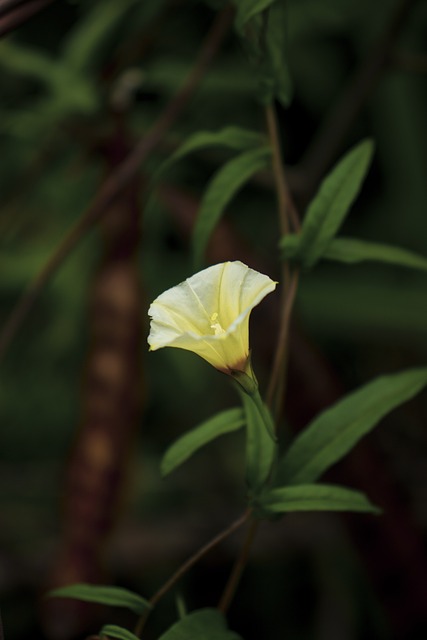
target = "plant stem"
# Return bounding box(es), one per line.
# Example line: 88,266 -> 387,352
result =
265,103 -> 300,414
217,519 -> 259,614
134,509 -> 251,637
265,103 -> 300,235
218,102 -> 301,615
268,267 -> 299,419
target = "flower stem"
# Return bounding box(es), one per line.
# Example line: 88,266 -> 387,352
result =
267,267 -> 299,418
218,101 -> 301,615
134,509 -> 251,637
217,519 -> 259,614
265,103 -> 300,235
265,102 -> 301,415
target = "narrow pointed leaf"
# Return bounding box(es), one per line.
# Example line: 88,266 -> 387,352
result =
63,0 -> 138,72
241,390 -> 277,492
0,41 -> 56,85
279,233 -> 300,260
322,237 -> 427,271
235,0 -> 275,32
258,484 -> 380,515
161,408 -> 245,476
277,368 -> 427,485
48,584 -> 151,615
280,234 -> 427,273
159,608 -> 242,639
263,1 -> 293,106
299,140 -> 374,266
154,126 -> 266,182
100,625 -> 140,640
192,146 -> 271,267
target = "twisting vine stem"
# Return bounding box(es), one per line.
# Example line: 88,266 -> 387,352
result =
265,103 -> 300,237
217,100 -> 301,616
134,509 -> 251,637
264,103 -> 301,418
217,519 -> 258,614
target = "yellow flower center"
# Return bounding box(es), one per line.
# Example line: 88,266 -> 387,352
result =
210,312 -> 226,336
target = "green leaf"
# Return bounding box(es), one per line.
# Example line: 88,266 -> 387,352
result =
62,0 -> 138,72
277,368 -> 427,485
192,146 -> 271,267
258,484 -> 380,515
0,41 -> 56,86
298,140 -> 374,267
161,408 -> 245,476
241,390 -> 277,492
280,234 -> 427,273
175,593 -> 187,620
153,126 -> 265,182
234,1 -> 293,106
100,625 -> 140,640
159,608 -> 242,639
48,584 -> 151,615
280,233 -> 301,261
262,1 -> 293,106
322,237 -> 427,271
235,0 -> 275,33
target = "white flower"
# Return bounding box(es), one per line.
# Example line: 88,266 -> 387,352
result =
148,261 -> 276,375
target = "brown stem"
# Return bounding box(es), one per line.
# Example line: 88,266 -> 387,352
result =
265,104 -> 300,235
0,0 -> 52,18
0,0 -> 55,37
42,125 -> 144,639
0,0 -> 34,16
268,268 -> 299,417
218,103 -> 302,616
217,519 -> 258,614
264,103 -> 300,412
390,49 -> 427,73
296,0 -> 418,198
134,509 -> 251,637
0,6 -> 234,364
217,273 -> 300,616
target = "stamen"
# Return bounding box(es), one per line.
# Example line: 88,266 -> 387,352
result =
210,312 -> 225,335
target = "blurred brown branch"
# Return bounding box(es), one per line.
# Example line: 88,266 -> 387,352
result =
292,0 -> 419,200
0,5 -> 234,364
390,49 -> 427,73
42,125 -> 144,640
0,0 -> 55,37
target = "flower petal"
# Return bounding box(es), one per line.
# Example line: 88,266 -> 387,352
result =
147,261 -> 277,372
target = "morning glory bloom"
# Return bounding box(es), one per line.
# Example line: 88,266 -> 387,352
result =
148,261 -> 276,379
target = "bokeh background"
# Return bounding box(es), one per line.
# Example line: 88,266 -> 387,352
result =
0,0 -> 427,638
